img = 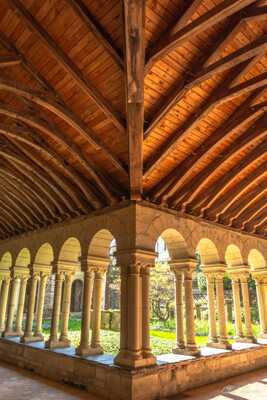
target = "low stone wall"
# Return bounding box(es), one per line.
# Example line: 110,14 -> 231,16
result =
1,339 -> 267,400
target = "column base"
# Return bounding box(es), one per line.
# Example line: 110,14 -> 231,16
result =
114,350 -> 157,368
21,335 -> 44,343
259,333 -> 267,339
76,345 -> 104,357
45,339 -> 71,349
173,345 -> 200,357
2,331 -> 21,338
235,336 -> 257,344
214,338 -> 232,350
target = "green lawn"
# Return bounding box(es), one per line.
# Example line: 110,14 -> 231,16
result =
42,318 -> 261,356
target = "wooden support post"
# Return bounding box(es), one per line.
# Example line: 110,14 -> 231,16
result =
123,0 -> 146,200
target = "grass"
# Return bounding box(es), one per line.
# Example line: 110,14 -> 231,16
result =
41,318 -> 261,356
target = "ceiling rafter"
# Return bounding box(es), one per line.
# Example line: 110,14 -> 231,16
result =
0,55 -> 21,68
145,0 -> 258,73
0,195 -> 33,230
66,0 -> 124,70
7,0 -> 126,134
149,91 -> 267,201
144,61 -> 267,178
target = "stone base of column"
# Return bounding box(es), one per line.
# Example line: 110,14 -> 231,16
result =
114,350 -> 157,368
76,345 -> 104,357
2,331 -> 20,338
173,345 -> 200,357
45,339 -> 71,349
235,336 -> 257,344
21,335 -> 44,343
259,333 -> 267,339
215,338 -> 232,350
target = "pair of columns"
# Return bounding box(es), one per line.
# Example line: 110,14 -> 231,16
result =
76,259 -> 107,356
113,249 -> 157,368
45,271 -> 74,348
229,269 -> 255,343
2,274 -> 29,337
0,277 -> 10,333
170,260 -> 200,356
22,271 -> 49,343
203,265 -> 232,349
253,272 -> 267,338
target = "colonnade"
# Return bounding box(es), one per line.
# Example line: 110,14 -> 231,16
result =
0,250 -> 266,369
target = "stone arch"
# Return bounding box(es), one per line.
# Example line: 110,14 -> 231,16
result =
157,228 -> 190,261
34,243 -> 54,267
58,237 -> 81,272
0,252 -> 12,270
15,248 -> 31,268
196,238 -> 220,265
88,229 -> 115,259
248,249 -> 266,270
225,244 -> 243,267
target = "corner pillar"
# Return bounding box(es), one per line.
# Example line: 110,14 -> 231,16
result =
114,249 -> 157,368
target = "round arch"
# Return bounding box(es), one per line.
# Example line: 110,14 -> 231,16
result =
248,249 -> 266,270
59,237 -> 81,271
225,244 -> 243,267
15,248 -> 31,268
34,243 -> 54,267
0,252 -> 12,270
88,229 -> 115,259
157,228 -> 189,260
196,238 -> 220,265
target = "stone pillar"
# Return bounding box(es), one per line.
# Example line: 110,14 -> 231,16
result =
60,273 -> 73,345
215,273 -> 231,349
231,277 -> 243,340
0,278 -> 10,333
141,266 -> 153,359
3,275 -> 20,337
91,267 -> 106,353
21,273 -> 39,342
184,268 -> 200,355
240,275 -> 256,343
15,277 -> 28,336
0,278 -> 3,298
172,271 -> 185,351
76,267 -> 95,356
45,272 -> 64,348
34,273 -> 48,340
254,276 -> 267,338
205,273 -> 218,345
114,249 -> 156,368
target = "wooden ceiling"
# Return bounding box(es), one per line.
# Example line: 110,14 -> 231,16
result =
0,0 -> 267,239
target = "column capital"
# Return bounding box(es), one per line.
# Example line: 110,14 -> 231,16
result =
169,258 -> 197,274
80,256 -> 109,273
52,259 -> 78,274
115,248 -> 157,269
252,269 -> 267,283
201,263 -> 226,276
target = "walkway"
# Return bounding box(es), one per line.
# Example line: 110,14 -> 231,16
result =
0,360 -> 267,400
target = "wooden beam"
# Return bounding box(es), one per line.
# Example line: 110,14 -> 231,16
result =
0,55 -> 21,68
8,0 -> 126,133
145,0 -> 257,72
122,0 -> 146,200
170,0 -> 203,34
66,0 -> 124,70
145,33 -> 267,139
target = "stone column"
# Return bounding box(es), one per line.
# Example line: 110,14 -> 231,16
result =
231,277 -> 243,340
0,278 -> 10,333
3,275 -> 20,337
60,273 -> 73,346
215,273 -> 231,349
15,277 -> 28,336
21,273 -> 39,342
240,275 -> 256,343
34,273 -> 48,340
184,268 -> 200,355
0,278 -> 3,298
45,272 -> 64,348
114,249 -> 156,368
255,277 -> 267,338
141,266 -> 153,359
76,268 -> 95,356
205,273 -> 217,346
172,270 -> 185,352
91,267 -> 106,352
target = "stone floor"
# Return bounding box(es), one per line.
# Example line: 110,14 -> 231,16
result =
0,360 -> 267,399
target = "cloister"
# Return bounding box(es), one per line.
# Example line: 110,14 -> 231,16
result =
1,0 -> 267,398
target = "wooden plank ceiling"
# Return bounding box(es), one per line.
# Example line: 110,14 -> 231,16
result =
0,0 -> 267,239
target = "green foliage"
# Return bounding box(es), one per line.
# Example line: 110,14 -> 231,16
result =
150,263 -> 175,321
